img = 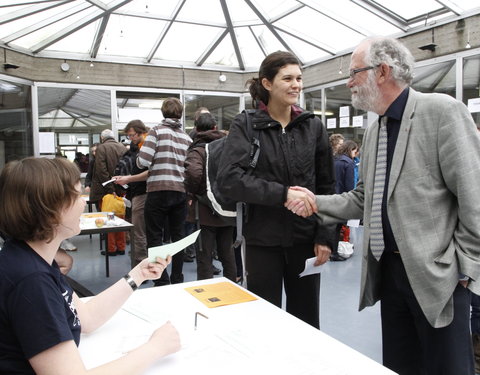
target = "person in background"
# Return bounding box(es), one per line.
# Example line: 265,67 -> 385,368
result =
101,184 -> 127,256
287,36 -> 480,374
138,98 -> 192,286
90,129 -> 126,211
217,51 -> 335,328
329,133 -> 344,156
0,157 -> 180,375
184,112 -> 237,282
330,140 -> 358,261
114,120 -> 149,268
84,143 -> 99,194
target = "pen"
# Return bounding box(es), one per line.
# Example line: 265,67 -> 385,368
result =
194,311 -> 209,330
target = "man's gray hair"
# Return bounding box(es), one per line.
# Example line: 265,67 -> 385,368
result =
100,129 -> 114,141
365,37 -> 415,86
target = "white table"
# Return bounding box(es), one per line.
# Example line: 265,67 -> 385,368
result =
79,278 -> 395,375
79,212 -> 134,277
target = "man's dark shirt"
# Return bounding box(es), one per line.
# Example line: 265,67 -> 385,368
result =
381,87 -> 409,253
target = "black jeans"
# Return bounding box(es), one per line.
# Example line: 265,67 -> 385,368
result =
196,225 -> 236,282
245,243 -> 320,328
144,190 -> 186,286
380,251 -> 474,375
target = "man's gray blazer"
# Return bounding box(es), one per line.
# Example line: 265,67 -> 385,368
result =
315,88 -> 480,328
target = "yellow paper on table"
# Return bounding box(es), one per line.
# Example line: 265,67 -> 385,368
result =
185,281 -> 257,308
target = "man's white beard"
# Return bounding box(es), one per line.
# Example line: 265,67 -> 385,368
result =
351,72 -> 381,113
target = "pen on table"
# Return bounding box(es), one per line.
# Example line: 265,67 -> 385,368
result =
194,311 -> 208,330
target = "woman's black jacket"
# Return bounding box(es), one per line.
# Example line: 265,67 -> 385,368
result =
217,107 -> 336,248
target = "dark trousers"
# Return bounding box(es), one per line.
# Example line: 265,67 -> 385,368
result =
380,251 -> 474,375
196,225 -> 236,282
245,244 -> 320,328
144,190 -> 186,286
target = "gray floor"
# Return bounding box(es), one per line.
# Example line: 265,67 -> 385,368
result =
67,226 -> 382,364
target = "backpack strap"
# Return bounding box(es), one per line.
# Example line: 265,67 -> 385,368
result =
233,109 -> 259,248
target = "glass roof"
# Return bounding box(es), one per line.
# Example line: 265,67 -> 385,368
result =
0,0 -> 478,72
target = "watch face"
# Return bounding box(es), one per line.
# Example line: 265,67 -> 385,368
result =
61,62 -> 70,72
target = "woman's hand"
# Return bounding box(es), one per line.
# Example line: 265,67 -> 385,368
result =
148,321 -> 181,358
284,186 -> 317,217
129,256 -> 172,286
314,244 -> 331,266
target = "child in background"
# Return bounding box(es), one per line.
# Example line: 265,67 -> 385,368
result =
101,185 -> 128,256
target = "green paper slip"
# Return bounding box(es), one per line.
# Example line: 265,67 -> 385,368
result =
147,229 -> 200,262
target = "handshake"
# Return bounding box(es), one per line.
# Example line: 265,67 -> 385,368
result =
285,186 -> 318,217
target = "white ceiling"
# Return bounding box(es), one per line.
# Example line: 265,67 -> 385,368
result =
0,0 -> 479,72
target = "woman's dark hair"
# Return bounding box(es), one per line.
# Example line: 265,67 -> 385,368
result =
246,51 -> 301,108
0,157 -> 81,242
337,140 -> 358,159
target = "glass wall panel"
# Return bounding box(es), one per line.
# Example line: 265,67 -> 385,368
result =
116,91 -> 178,139
463,55 -> 480,127
38,87 -> 111,164
0,79 -> 32,171
305,85 -> 366,144
183,94 -> 240,133
412,60 -> 456,97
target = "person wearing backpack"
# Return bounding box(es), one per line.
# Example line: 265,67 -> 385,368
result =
217,51 -> 335,329
184,113 -> 237,282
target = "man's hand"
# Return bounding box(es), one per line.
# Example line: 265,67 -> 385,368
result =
113,175 -> 131,185
314,244 -> 331,266
284,186 -> 317,217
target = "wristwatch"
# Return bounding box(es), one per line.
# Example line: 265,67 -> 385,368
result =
123,274 -> 138,291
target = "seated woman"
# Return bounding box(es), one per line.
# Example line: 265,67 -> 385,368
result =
0,157 -> 180,375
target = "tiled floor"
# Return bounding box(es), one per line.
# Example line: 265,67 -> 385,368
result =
66,226 -> 382,364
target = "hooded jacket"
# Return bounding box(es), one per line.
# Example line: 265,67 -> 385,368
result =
184,129 -> 231,227
217,106 -> 336,248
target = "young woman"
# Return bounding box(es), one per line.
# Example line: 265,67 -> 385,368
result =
0,157 -> 180,375
217,51 -> 335,328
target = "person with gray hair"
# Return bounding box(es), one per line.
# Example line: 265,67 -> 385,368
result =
287,36 -> 480,374
100,128 -> 115,140
89,128 -> 126,214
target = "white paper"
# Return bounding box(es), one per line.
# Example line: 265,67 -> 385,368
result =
39,132 -> 55,153
102,178 -> 128,189
148,230 -> 200,262
347,219 -> 361,227
339,117 -> 350,128
339,106 -> 350,117
299,257 -> 323,277
352,115 -> 363,128
468,98 -> 480,113
326,118 -> 336,129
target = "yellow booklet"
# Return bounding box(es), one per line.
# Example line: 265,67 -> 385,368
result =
185,281 -> 257,308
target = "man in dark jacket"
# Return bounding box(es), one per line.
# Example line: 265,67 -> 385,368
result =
89,129 -> 126,209
184,113 -> 236,281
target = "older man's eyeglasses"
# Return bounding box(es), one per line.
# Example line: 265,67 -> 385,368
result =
349,65 -> 377,79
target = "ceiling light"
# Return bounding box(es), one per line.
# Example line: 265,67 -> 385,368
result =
61,62 -> 70,72
218,73 -> 227,82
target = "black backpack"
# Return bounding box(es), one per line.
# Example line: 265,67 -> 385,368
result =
200,109 -> 259,246
114,149 -> 136,177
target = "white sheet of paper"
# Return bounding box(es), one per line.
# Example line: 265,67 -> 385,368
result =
148,230 -> 200,262
299,257 -> 323,277
102,178 -> 128,189
347,219 -> 361,227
